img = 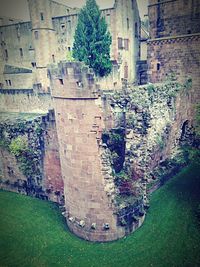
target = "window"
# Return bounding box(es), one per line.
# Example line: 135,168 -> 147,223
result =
6,80 -> 11,86
19,48 -> 23,57
127,18 -> 129,29
68,20 -> 71,30
61,24 -> 65,31
157,63 -> 160,71
34,31 -> 39,40
4,49 -> 8,60
40,13 -> 44,21
52,54 -> 55,63
135,22 -> 138,37
31,62 -> 36,67
16,25 -> 20,38
124,39 -> 129,50
118,37 -> 123,49
68,47 -> 71,51
59,78 -> 64,85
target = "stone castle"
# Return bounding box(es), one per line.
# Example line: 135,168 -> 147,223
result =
0,0 -> 199,242
0,0 -> 140,92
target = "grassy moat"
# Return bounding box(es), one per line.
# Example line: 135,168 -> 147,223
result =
0,164 -> 200,267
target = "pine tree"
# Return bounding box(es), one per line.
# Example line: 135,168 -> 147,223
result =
72,0 -> 112,77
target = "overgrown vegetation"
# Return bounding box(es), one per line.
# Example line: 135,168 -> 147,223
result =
73,0 -> 112,77
0,163 -> 200,267
102,128 -> 125,173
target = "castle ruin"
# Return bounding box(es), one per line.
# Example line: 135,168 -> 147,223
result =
0,0 -> 199,242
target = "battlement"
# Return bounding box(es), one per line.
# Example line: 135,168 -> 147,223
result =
48,61 -> 100,99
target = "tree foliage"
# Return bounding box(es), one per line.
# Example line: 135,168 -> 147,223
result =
72,0 -> 112,77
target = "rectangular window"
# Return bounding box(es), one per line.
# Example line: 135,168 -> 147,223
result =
5,49 -> 8,60
135,22 -> 138,37
68,20 -> 71,30
118,37 -> 123,49
19,48 -> 23,57
52,54 -> 55,63
40,13 -> 44,21
9,80 -> 11,86
34,31 -> 39,40
124,39 -> 129,50
5,80 -> 8,85
68,47 -> 71,51
127,18 -> 129,29
31,62 -> 36,67
59,78 -> 64,85
157,63 -> 160,71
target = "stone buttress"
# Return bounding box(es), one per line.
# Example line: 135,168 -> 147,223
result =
48,62 -> 125,242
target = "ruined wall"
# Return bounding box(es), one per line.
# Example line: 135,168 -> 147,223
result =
147,0 -> 200,131
0,111 -> 64,204
0,90 -> 52,113
103,79 -> 194,206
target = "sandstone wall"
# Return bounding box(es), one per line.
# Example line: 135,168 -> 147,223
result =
148,0 -> 200,39
0,90 -> 52,113
49,62 -> 128,242
0,111 -> 64,204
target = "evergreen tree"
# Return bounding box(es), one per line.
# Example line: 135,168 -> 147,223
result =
72,0 -> 112,77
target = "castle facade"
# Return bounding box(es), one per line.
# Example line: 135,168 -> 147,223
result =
0,0 -> 140,92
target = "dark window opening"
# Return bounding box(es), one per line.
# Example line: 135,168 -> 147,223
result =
68,20 -> 71,29
188,30 -> 191,34
127,18 -> 129,29
157,63 -> 160,71
31,62 -> 36,67
68,47 -> 71,51
59,78 -> 64,85
40,13 -> 44,21
8,80 -> 11,86
61,24 -> 65,31
19,48 -> 23,57
5,49 -> 8,60
34,31 -> 39,40
118,37 -> 123,49
5,80 -> 8,85
135,22 -> 138,37
52,54 -> 55,63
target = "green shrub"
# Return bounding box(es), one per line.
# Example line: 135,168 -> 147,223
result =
9,136 -> 28,157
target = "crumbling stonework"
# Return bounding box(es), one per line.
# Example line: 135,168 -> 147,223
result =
0,111 -> 64,204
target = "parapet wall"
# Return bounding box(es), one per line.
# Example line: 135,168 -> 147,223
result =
0,89 -> 52,113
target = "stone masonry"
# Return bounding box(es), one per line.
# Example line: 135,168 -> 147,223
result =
49,62 -> 126,241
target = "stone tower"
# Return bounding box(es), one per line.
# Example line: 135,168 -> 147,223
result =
28,0 -> 57,92
49,61 -> 126,242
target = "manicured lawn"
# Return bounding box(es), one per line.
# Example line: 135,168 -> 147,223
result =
0,164 -> 200,267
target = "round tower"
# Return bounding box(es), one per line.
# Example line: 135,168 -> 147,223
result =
28,0 -> 57,91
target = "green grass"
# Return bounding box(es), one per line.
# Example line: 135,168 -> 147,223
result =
0,164 -> 200,267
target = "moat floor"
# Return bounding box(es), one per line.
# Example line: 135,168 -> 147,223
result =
0,164 -> 200,267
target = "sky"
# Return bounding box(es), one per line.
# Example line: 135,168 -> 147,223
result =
0,0 -> 148,21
